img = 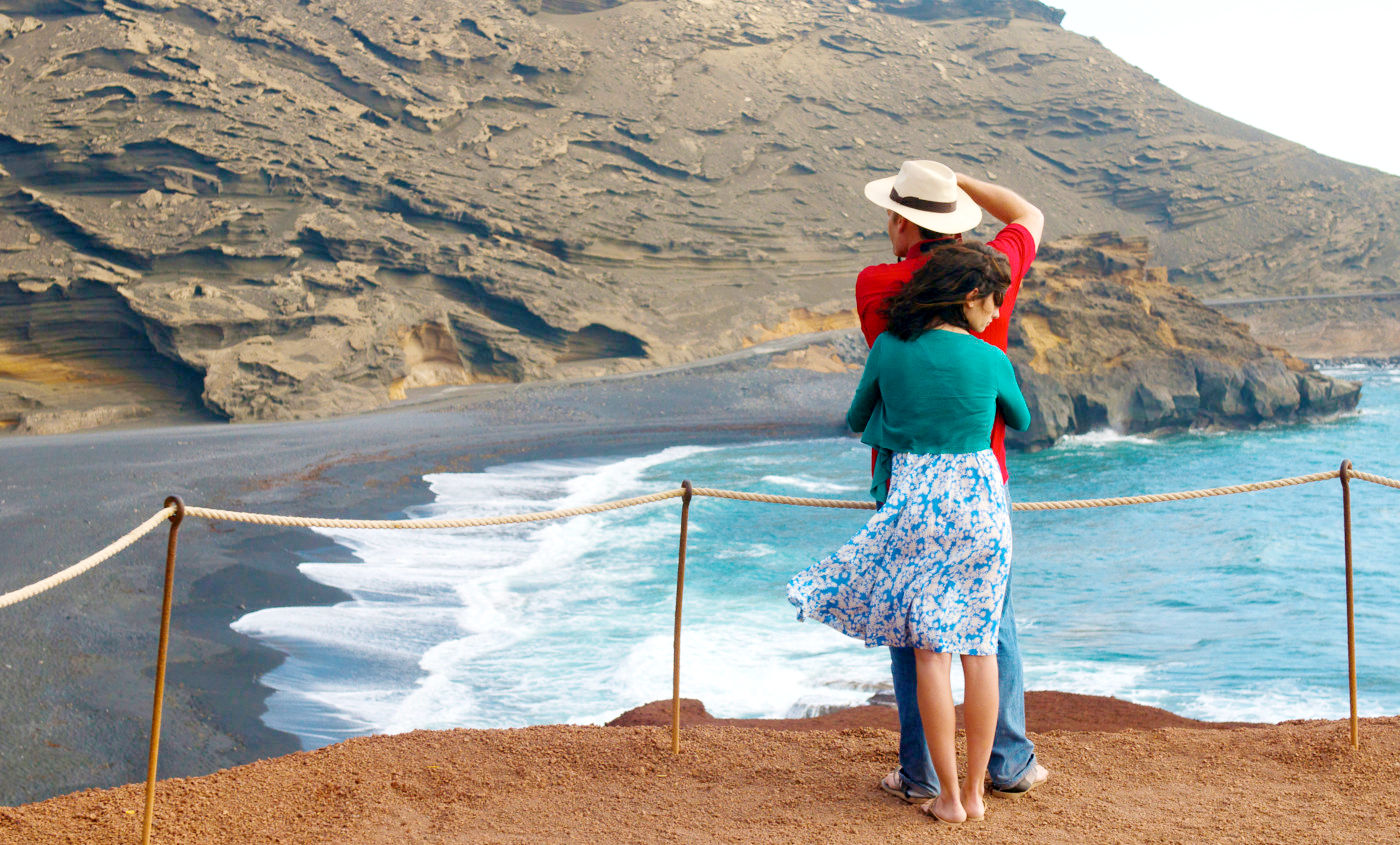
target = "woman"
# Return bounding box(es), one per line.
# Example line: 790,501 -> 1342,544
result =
788,243 -> 1031,824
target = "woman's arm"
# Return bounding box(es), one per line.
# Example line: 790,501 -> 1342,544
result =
846,336 -> 884,433
995,353 -> 1031,432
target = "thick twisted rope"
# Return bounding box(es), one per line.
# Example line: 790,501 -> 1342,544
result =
181,488 -> 685,530
0,507 -> 177,609
1010,469 -> 1342,511
689,487 -> 877,510
1347,469 -> 1400,491
691,470 -> 1345,511
7,468 -> 1400,610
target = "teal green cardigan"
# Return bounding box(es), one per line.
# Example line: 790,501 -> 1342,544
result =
848,330 -> 1031,503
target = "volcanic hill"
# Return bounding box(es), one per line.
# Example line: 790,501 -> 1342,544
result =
0,0 -> 1387,432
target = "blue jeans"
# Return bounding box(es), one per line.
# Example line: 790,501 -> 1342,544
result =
888,494 -> 1036,791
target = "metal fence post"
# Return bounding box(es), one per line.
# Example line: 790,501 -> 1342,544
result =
671,480 -> 694,755
142,496 -> 185,845
1339,461 -> 1358,749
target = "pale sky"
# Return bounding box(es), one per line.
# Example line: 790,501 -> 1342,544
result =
1051,0 -> 1400,177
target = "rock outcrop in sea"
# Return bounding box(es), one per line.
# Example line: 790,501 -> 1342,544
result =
0,0 -> 1388,432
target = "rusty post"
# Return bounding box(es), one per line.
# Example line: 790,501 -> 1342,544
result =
671,480 -> 694,755
142,496 -> 184,845
1339,461 -> 1358,749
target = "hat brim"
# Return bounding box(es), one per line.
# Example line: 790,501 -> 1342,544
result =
864,175 -> 983,235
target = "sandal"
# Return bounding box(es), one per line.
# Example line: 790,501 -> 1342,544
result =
919,799 -> 965,825
879,770 -> 936,804
990,763 -> 1049,799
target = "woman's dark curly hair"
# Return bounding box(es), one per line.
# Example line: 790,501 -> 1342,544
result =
881,243 -> 1012,340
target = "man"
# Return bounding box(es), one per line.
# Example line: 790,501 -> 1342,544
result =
855,159 -> 1049,802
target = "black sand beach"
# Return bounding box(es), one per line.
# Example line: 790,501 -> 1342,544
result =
0,331 -> 859,805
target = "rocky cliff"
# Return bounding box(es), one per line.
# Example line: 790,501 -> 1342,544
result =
1004,234 -> 1360,448
772,233 -> 1361,446
0,0 -> 1388,432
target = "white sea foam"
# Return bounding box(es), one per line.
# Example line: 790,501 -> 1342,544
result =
606,616 -> 888,724
1053,429 -> 1158,449
759,474 -> 862,494
1180,683 -> 1354,723
1025,660 -> 1394,723
234,422 -> 1400,748
1028,660 -> 1155,700
1317,363 -> 1400,378
232,444 -> 721,746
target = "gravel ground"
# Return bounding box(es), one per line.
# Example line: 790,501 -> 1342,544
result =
1,710 -> 1395,844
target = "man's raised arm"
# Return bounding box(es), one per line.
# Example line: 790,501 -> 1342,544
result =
955,173 -> 1044,247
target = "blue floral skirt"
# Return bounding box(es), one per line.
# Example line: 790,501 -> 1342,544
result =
787,450 -> 1011,655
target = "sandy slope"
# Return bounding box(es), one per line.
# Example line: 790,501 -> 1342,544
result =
2,700 -> 1396,845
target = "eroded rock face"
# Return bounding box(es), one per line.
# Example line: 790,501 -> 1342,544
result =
1004,235 -> 1360,448
772,233 -> 1360,445
0,0 -> 1388,430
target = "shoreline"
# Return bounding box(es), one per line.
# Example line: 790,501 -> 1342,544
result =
0,347 -> 1386,806
0,356 -> 858,805
0,324 -> 1377,444
1312,355 -> 1400,369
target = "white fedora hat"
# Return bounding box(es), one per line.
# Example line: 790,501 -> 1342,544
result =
864,160 -> 982,235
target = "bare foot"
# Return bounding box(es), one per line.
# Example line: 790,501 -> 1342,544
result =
960,784 -> 986,821
920,795 -> 966,824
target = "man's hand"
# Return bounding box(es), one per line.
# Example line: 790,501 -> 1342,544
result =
955,173 -> 1044,247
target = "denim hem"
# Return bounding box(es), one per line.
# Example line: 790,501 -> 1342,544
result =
899,767 -> 938,796
989,753 -> 1038,791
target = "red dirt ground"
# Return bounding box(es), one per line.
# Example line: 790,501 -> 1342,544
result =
2,695 -> 1396,845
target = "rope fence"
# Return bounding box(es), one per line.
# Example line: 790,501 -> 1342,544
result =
0,467 -> 1363,610
0,506 -> 177,610
1346,468 -> 1400,491
181,488 -> 687,530
0,461 -> 1392,844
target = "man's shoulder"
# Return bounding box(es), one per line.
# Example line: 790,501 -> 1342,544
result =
857,257 -> 918,299
858,258 -> 916,284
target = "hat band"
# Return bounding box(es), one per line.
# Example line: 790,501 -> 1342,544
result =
890,188 -> 957,214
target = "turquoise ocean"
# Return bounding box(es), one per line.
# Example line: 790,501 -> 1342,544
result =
233,365 -> 1400,749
